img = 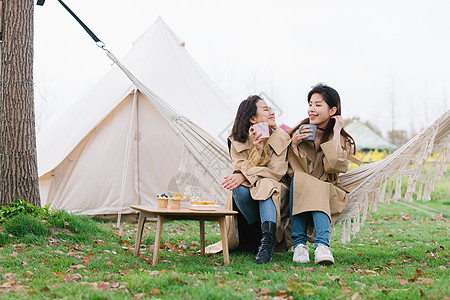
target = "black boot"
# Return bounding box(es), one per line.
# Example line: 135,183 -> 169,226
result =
254,221 -> 276,264
249,222 -> 262,254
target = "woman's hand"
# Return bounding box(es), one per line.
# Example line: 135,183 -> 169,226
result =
249,125 -> 266,155
331,115 -> 344,137
221,173 -> 246,191
291,126 -> 313,156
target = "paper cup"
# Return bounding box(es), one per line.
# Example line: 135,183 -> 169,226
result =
252,122 -> 270,139
170,199 -> 181,209
157,198 -> 168,208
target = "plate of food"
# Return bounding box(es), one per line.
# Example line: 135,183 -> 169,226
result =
190,201 -> 220,211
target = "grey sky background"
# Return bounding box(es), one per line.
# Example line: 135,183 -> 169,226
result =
34,0 -> 450,138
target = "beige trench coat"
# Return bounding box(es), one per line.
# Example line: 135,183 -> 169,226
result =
206,127 -> 292,253
287,135 -> 351,224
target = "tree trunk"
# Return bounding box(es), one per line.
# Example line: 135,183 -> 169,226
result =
0,0 -> 40,206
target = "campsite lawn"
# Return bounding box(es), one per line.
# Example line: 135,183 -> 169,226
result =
0,174 -> 449,299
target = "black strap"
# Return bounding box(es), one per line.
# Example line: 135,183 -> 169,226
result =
56,0 -> 103,46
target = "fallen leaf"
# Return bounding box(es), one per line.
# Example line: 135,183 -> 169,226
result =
276,290 -> 288,297
54,272 -> 66,278
410,268 -> 424,282
2,273 -> 16,280
249,271 -> 258,278
119,270 -> 130,276
150,288 -> 161,295
421,278 -> 434,284
70,264 -> 85,270
82,256 -> 92,264
363,270 -> 378,275
1,280 -> 16,288
133,292 -> 145,299
106,261 -> 114,267
172,277 -> 188,285
338,281 -> 347,286
255,288 -> 270,297
397,278 -> 408,286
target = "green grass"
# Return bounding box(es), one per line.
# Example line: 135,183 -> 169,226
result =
0,173 -> 448,299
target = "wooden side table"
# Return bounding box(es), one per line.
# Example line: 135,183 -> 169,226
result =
130,205 -> 237,267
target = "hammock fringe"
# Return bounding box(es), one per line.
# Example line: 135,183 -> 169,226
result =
337,109 -> 450,243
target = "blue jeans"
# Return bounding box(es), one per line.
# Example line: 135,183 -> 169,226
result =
232,185 -> 277,224
289,179 -> 331,248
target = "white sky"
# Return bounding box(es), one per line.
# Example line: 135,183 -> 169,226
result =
34,0 -> 450,137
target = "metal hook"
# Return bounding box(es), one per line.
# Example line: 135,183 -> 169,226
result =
96,41 -> 106,49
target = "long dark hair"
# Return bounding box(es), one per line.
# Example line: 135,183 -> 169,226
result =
289,83 -> 356,154
229,95 -> 262,149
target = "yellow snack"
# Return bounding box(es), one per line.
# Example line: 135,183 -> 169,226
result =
192,201 -> 215,205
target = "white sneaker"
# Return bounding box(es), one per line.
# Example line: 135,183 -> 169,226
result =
293,244 -> 310,263
314,244 -> 334,265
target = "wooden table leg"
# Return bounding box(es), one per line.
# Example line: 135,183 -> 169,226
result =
133,212 -> 147,257
152,215 -> 164,267
218,217 -> 230,265
199,220 -> 205,256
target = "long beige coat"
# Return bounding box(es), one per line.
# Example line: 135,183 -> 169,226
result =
288,135 -> 351,224
206,127 -> 292,253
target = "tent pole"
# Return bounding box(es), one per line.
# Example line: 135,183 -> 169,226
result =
116,90 -> 138,228
135,91 -> 141,204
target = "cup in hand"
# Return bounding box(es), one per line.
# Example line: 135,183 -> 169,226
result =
299,124 -> 316,141
252,122 -> 270,139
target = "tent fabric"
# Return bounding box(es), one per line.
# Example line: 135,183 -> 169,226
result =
37,17 -> 234,215
344,121 -> 397,151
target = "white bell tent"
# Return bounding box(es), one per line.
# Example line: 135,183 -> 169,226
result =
37,17 -> 234,216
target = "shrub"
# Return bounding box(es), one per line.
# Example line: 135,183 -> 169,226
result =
46,210 -> 107,241
0,199 -> 51,223
3,214 -> 49,238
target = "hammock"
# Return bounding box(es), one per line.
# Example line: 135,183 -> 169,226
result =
337,109 -> 450,242
104,48 -> 449,243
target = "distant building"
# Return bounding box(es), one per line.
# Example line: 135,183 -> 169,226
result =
344,120 -> 397,152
